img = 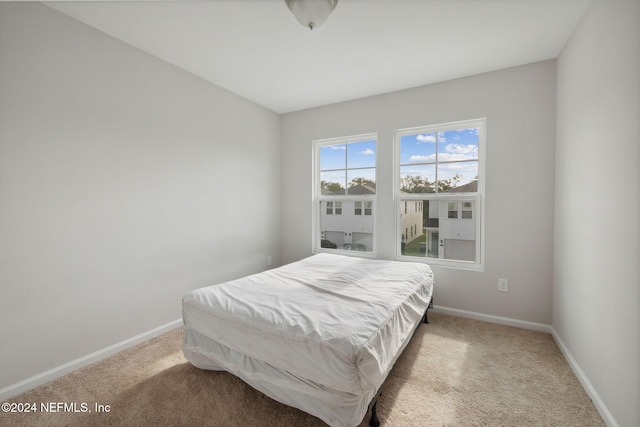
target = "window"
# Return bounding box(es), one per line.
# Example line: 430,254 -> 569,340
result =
326,201 -> 334,215
335,201 -> 342,215
314,133 -> 377,255
395,119 -> 485,270
462,201 -> 473,219
448,201 -> 459,218
364,201 -> 372,215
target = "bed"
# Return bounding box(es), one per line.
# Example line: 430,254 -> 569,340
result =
182,253 -> 434,427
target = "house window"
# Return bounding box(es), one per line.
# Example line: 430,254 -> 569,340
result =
314,133 -> 377,255
364,201 -> 372,215
448,201 -> 458,218
326,201 -> 334,215
462,201 -> 473,219
355,201 -> 373,216
395,119 -> 485,270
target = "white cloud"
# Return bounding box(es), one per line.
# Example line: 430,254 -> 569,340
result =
443,143 -> 478,156
438,153 -> 476,162
438,162 -> 478,183
416,134 -> 436,143
410,154 -> 436,163
321,144 -> 345,151
361,148 -> 375,155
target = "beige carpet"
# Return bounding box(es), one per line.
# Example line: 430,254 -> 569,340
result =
1,313 -> 604,426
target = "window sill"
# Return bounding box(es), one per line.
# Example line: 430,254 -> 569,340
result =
394,254 -> 484,272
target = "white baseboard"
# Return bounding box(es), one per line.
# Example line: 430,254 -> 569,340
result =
2,310 -> 618,427
433,305 -> 553,333
549,326 -> 618,427
0,318 -> 183,401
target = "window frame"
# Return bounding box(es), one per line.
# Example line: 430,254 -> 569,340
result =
393,118 -> 486,271
312,133 -> 378,258
326,201 -> 334,215
335,201 -> 342,215
354,201 -> 363,215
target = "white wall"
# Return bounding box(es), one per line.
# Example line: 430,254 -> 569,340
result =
281,60 -> 557,325
554,1 -> 640,426
0,3 -> 281,391
4,4 -> 635,425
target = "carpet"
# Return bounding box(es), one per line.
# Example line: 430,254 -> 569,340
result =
1,313 -> 604,426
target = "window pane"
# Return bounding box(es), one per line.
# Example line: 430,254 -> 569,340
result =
347,168 -> 376,194
399,133 -> 437,165
437,128 -> 479,162
319,199 -> 373,253
364,201 -> 373,215
400,198 -> 476,262
438,161 -> 478,192
448,202 -> 458,218
320,171 -> 346,195
320,144 -> 346,170
347,140 -> 376,169
462,201 -> 473,219
400,164 -> 436,193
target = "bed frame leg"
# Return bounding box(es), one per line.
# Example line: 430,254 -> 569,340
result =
369,401 -> 380,427
423,297 -> 434,324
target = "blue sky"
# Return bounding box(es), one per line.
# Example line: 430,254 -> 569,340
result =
400,127 -> 479,187
320,139 -> 376,189
320,140 -> 376,170
319,128 -> 479,191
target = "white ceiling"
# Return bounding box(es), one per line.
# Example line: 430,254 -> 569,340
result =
43,0 -> 590,114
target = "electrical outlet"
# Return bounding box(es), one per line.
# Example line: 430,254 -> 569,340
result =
267,256 -> 273,266
498,278 -> 509,292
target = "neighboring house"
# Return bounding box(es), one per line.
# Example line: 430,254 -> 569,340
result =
402,180 -> 478,261
435,180 -> 478,261
425,199 -> 476,261
321,181 -> 478,257
399,196 -> 424,248
319,184 -> 374,251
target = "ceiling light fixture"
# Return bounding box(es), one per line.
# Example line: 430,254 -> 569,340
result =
285,0 -> 338,30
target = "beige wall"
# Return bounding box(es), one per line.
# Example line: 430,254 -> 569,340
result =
0,3 -> 281,391
554,0 -> 640,425
281,60 -> 558,325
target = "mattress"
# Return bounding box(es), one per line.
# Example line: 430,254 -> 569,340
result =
182,253 -> 434,426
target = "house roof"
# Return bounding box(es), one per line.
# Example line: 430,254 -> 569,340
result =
443,180 -> 478,193
346,183 -> 376,195
398,180 -> 478,195
321,183 -> 376,196
323,181 -> 476,196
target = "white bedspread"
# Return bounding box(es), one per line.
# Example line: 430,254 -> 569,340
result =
182,253 -> 434,426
